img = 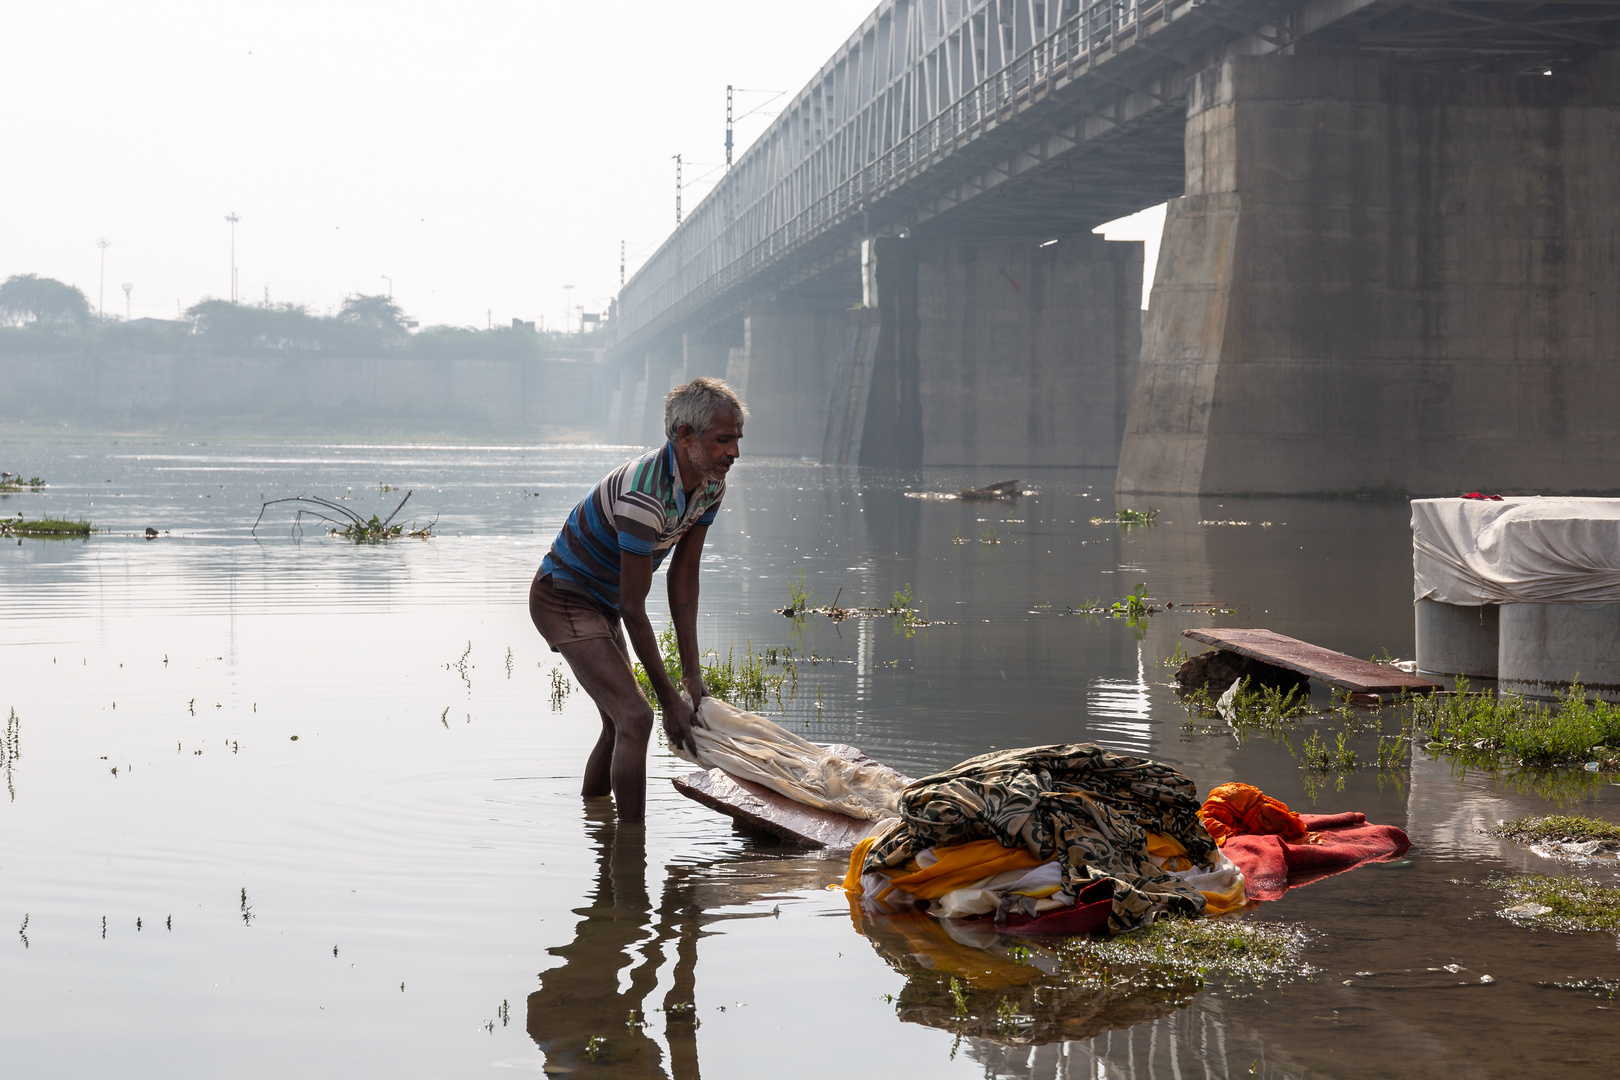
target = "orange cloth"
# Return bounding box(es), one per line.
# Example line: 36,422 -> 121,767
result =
1199,783 -> 1320,847
887,839 -> 1044,900
842,836 -> 1044,901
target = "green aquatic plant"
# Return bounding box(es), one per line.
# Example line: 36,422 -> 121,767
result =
548,665 -> 573,712
785,567 -> 816,618
1486,873 -> 1620,935
1301,728 -> 1358,773
632,627 -> 788,713
0,474 -> 45,493
1401,681 -> 1620,768
1491,815 -> 1620,847
1,517 -> 92,537
1058,917 -> 1309,986
1090,506 -> 1159,527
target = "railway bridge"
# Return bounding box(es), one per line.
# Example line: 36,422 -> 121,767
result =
607,0 -> 1620,494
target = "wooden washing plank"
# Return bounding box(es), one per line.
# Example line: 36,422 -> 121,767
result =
1181,627 -> 1443,695
671,743 -> 909,850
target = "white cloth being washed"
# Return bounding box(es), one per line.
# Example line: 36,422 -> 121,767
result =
1412,497 -> 1620,605
673,697 -> 907,821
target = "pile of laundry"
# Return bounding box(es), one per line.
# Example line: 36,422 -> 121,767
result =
842,751 -> 1410,935
675,702 -> 1409,936
844,744 -> 1246,935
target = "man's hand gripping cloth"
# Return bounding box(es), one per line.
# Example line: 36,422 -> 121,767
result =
674,698 -> 906,821
854,744 -> 1224,934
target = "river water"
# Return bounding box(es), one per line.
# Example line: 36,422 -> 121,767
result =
2,435 -> 1618,1078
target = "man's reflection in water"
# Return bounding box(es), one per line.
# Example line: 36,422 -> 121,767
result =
527,803 -> 705,1079
529,805 -> 1271,1079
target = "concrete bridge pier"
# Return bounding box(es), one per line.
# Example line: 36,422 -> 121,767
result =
1118,53 -> 1620,496
820,234 -> 1143,469
617,346 -> 683,446
734,301 -> 850,458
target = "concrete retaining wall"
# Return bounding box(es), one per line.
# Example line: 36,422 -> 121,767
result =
0,351 -> 609,435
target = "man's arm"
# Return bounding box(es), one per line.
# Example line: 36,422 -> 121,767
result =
667,523 -> 708,708
619,549 -> 700,753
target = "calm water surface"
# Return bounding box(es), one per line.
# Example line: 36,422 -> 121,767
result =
2,434 -> 1618,1078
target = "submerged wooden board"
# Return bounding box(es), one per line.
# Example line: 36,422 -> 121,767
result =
1181,627 -> 1443,695
671,743 -> 910,850
673,768 -> 880,849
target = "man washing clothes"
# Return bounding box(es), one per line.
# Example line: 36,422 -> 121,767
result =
530,377 -> 746,822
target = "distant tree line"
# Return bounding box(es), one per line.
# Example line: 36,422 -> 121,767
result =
0,273 -> 557,360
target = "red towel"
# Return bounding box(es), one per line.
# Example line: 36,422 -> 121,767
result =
1220,812 -> 1410,901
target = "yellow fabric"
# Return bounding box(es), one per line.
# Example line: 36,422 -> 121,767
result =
1199,876 -> 1249,916
887,839 -> 1044,900
1145,832 -> 1193,872
843,835 -> 879,896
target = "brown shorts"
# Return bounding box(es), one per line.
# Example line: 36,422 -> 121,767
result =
529,572 -> 627,655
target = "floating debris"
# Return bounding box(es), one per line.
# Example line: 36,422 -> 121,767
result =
958,479 -> 1021,501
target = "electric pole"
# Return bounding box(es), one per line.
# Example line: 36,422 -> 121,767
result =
673,154 -> 682,224
381,275 -> 392,299
224,213 -> 240,303
726,85 -> 734,170
563,285 -> 574,336
95,239 -> 111,318
620,240 -> 626,288
122,282 -> 133,321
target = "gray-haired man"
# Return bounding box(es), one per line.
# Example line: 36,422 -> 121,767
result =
529,377 -> 746,821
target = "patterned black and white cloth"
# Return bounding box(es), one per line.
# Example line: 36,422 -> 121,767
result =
861,743 -> 1217,933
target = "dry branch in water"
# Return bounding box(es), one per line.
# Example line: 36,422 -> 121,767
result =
252,490 -> 434,542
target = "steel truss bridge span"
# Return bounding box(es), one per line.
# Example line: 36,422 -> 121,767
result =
611,0 -> 1620,360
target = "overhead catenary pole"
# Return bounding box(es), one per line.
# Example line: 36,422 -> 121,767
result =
563,284 -> 574,336
726,85 -> 734,170
96,239 -> 111,318
122,282 -> 133,321
223,212 -> 238,304
673,154 -> 682,224
620,240 -> 626,288
381,275 -> 392,299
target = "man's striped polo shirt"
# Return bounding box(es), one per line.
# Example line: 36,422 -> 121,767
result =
540,442 -> 724,616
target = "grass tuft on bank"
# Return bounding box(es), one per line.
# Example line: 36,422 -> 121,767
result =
1486,873 -> 1620,935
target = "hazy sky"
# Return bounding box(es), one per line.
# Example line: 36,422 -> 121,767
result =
3,2 -> 1166,329
2,1 -> 885,328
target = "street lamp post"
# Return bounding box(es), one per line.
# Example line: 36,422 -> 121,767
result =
96,239 -> 111,318
381,275 -> 392,299
122,283 -> 133,321
224,213 -> 240,303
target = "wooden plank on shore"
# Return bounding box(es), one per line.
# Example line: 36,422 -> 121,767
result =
1181,628 -> 1443,695
671,742 -> 909,850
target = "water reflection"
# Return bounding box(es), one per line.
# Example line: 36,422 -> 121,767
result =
528,803 -> 699,1078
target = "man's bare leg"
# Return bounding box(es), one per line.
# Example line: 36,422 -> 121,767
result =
581,705 -> 615,798
556,636 -> 656,823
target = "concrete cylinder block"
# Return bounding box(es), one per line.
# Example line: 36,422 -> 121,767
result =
1499,603 -> 1620,703
1415,599 -> 1499,679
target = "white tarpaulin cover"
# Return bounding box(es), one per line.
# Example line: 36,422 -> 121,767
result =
1412,497 -> 1620,605
673,697 -> 906,821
